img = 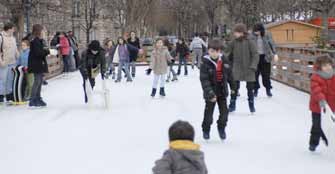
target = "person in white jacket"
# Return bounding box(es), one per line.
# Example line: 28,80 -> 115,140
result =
190,33 -> 207,69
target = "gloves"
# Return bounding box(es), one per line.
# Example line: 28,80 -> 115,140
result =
146,68 -> 152,75
319,100 -> 327,113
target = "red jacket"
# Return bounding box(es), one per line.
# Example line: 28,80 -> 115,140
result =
309,73 -> 335,113
59,36 -> 70,56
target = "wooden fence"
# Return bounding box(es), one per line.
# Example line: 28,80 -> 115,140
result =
44,55 -> 63,79
271,47 -> 335,92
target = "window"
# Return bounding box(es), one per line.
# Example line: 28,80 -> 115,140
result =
73,0 -> 80,17
286,29 -> 294,41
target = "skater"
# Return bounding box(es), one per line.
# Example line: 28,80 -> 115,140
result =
225,23 -> 259,113
152,120 -> 208,174
200,39 -> 230,140
58,32 -> 71,73
190,33 -> 207,69
111,37 -> 139,83
164,39 -> 178,82
104,39 -> 115,79
176,38 -> 189,76
79,40 -> 106,103
0,22 -> 19,104
67,31 -> 80,69
17,39 -> 33,101
146,38 -> 173,97
127,31 -> 141,78
251,23 -> 278,97
28,24 -> 50,107
308,56 -> 335,152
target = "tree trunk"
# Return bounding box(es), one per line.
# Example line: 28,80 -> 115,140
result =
321,11 -> 329,42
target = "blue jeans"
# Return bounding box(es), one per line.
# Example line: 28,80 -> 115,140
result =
117,61 -> 132,81
178,55 -> 188,73
0,64 -> 15,95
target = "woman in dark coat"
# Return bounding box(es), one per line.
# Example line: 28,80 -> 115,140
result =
225,23 -> 259,113
127,31 -> 141,78
28,24 -> 50,107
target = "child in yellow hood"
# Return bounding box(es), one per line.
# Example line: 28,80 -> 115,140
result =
153,120 -> 208,174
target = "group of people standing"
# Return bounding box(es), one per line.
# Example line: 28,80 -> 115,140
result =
50,31 -> 79,73
0,23 -> 51,107
199,23 -> 278,141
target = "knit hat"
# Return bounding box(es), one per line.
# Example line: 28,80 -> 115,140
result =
89,40 -> 101,51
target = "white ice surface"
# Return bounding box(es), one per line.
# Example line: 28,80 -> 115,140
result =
0,66 -> 334,174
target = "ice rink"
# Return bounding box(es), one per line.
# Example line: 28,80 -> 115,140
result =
0,67 -> 334,174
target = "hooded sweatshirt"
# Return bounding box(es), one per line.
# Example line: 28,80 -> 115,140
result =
153,140 -> 208,174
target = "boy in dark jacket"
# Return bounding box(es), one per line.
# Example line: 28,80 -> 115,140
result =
200,39 -> 230,140
153,120 -> 208,174
308,56 -> 335,152
79,40 -> 106,103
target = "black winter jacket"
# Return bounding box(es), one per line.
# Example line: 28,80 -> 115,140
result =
28,37 -> 50,73
80,48 -> 106,79
176,43 -> 189,57
200,55 -> 230,101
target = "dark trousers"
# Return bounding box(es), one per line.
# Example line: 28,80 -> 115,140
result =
255,54 -> 272,90
202,96 -> 229,133
62,55 -> 71,73
230,81 -> 253,101
74,50 -> 80,69
309,113 -> 328,146
31,73 -> 43,101
178,55 -> 188,74
82,76 -> 95,103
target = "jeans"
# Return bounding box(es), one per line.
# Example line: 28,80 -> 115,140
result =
62,55 -> 71,73
255,54 -> 272,90
192,48 -> 203,68
167,65 -> 177,80
31,73 -> 43,101
202,96 -> 229,133
130,61 -> 136,76
178,55 -> 188,74
152,74 -> 166,89
117,61 -> 132,81
0,64 -> 15,95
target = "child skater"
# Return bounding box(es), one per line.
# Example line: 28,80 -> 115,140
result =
17,39 -> 33,101
200,39 -> 230,140
164,38 -> 178,82
146,38 -> 173,97
152,120 -> 208,174
309,56 -> 335,152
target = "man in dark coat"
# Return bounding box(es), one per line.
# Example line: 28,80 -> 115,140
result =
79,40 -> 106,103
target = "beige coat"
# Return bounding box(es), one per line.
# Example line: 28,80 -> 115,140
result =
0,31 -> 19,67
150,47 -> 172,75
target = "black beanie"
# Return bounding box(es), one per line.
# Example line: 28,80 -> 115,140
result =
89,40 -> 101,51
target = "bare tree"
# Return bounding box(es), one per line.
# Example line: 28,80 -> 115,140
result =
307,0 -> 335,41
